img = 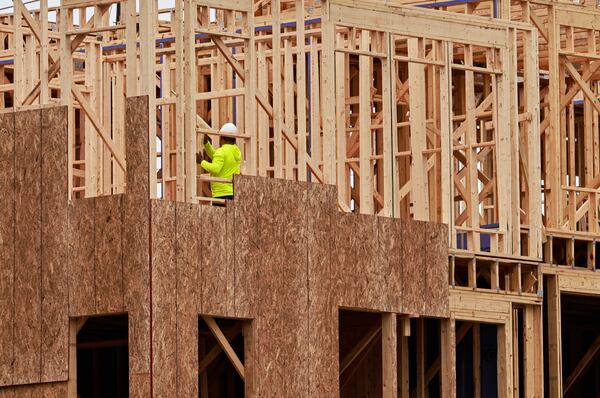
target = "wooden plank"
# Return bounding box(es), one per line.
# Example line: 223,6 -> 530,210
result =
68,199 -> 96,316
123,97 -> 151,383
0,111 -> 14,386
382,313 -> 398,398
40,106 -> 69,382
440,316 -> 456,398
203,315 -> 245,379
408,38 -> 429,221
547,275 -> 563,397
151,200 -> 177,397
94,195 -> 124,314
307,183 -> 338,397
359,30 -> 373,214
378,216 -> 403,313
175,202 -> 200,398
13,109 -> 42,384
201,206 -> 232,315
402,220 -> 426,314
424,222 -> 449,317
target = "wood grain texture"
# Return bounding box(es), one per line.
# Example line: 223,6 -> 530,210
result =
233,175 -> 264,318
307,183 -> 339,398
40,106 -> 69,382
125,96 -> 149,201
175,202 -> 200,398
201,206 -> 231,315
402,220 -> 427,315
13,109 -> 42,384
123,96 -> 151,376
94,195 -> 124,314
129,373 -> 151,398
378,216 -> 403,313
0,111 -> 14,386
256,177 -> 309,397
67,199 -> 95,316
423,223 -> 449,317
151,200 -> 177,397
353,214 -> 384,310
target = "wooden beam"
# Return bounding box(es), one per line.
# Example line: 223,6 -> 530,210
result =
202,316 -> 245,380
563,335 -> 600,394
382,313 -> 398,398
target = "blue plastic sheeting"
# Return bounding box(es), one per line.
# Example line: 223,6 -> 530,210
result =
456,223 -> 499,252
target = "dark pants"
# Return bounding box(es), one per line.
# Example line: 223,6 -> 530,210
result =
214,195 -> 233,207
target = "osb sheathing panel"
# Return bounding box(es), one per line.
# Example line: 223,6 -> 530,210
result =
0,98 -> 449,395
68,199 -> 95,316
123,96 -> 151,383
175,202 -> 200,398
151,200 -> 177,397
13,109 -> 42,384
40,107 -> 69,382
424,223 -> 450,317
94,195 -> 124,314
0,112 -> 14,385
307,183 -> 339,397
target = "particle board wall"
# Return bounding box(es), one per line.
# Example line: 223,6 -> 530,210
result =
0,97 -> 450,397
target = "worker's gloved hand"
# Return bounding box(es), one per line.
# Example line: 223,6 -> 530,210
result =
196,152 -> 204,164
203,135 -> 212,145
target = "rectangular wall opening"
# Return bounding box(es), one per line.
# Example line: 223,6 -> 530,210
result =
74,314 -> 129,398
455,321 -> 498,398
403,318 -> 441,397
561,293 -> 600,397
198,315 -> 248,397
339,309 -> 383,397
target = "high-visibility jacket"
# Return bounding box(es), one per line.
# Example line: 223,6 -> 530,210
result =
200,142 -> 242,198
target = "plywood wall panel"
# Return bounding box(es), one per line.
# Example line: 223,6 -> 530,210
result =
124,97 -> 151,388
378,217 -> 403,313
0,112 -> 14,386
201,206 -> 234,315
40,106 -> 68,382
256,178 -> 309,397
354,214 -> 384,310
402,220 -> 426,315
67,199 -> 96,316
13,109 -> 42,384
334,213 -> 355,307
307,183 -> 339,398
233,176 -> 264,318
94,195 -> 124,314
175,202 -> 200,398
129,373 -> 151,398
423,223 -> 449,318
151,200 -> 177,397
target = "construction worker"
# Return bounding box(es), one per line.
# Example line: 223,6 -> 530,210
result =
199,122 -> 242,200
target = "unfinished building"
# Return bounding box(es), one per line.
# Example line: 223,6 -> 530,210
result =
0,0 -> 599,396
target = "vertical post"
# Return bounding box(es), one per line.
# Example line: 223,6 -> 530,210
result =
13,1 -> 23,106
359,30 -> 373,214
399,318 -> 410,398
174,0 -> 185,201
184,0 -> 197,200
244,6 -> 257,176
547,275 -> 563,397
382,313 -> 397,398
408,38 -> 429,221
320,0 -> 336,183
60,7 -> 74,200
416,318 -> 426,398
335,33 -> 348,207
140,0 -> 157,198
40,0 -> 49,104
472,324 -> 481,398
381,32 -> 394,217
441,316 -> 456,398
272,0 -> 283,179
125,0 -> 138,96
296,0 -> 307,181
440,41 -> 454,237
497,320 -> 514,397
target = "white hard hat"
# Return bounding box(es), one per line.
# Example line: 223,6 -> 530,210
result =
220,123 -> 238,135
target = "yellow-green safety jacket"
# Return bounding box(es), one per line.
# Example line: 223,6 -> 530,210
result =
200,142 -> 242,198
